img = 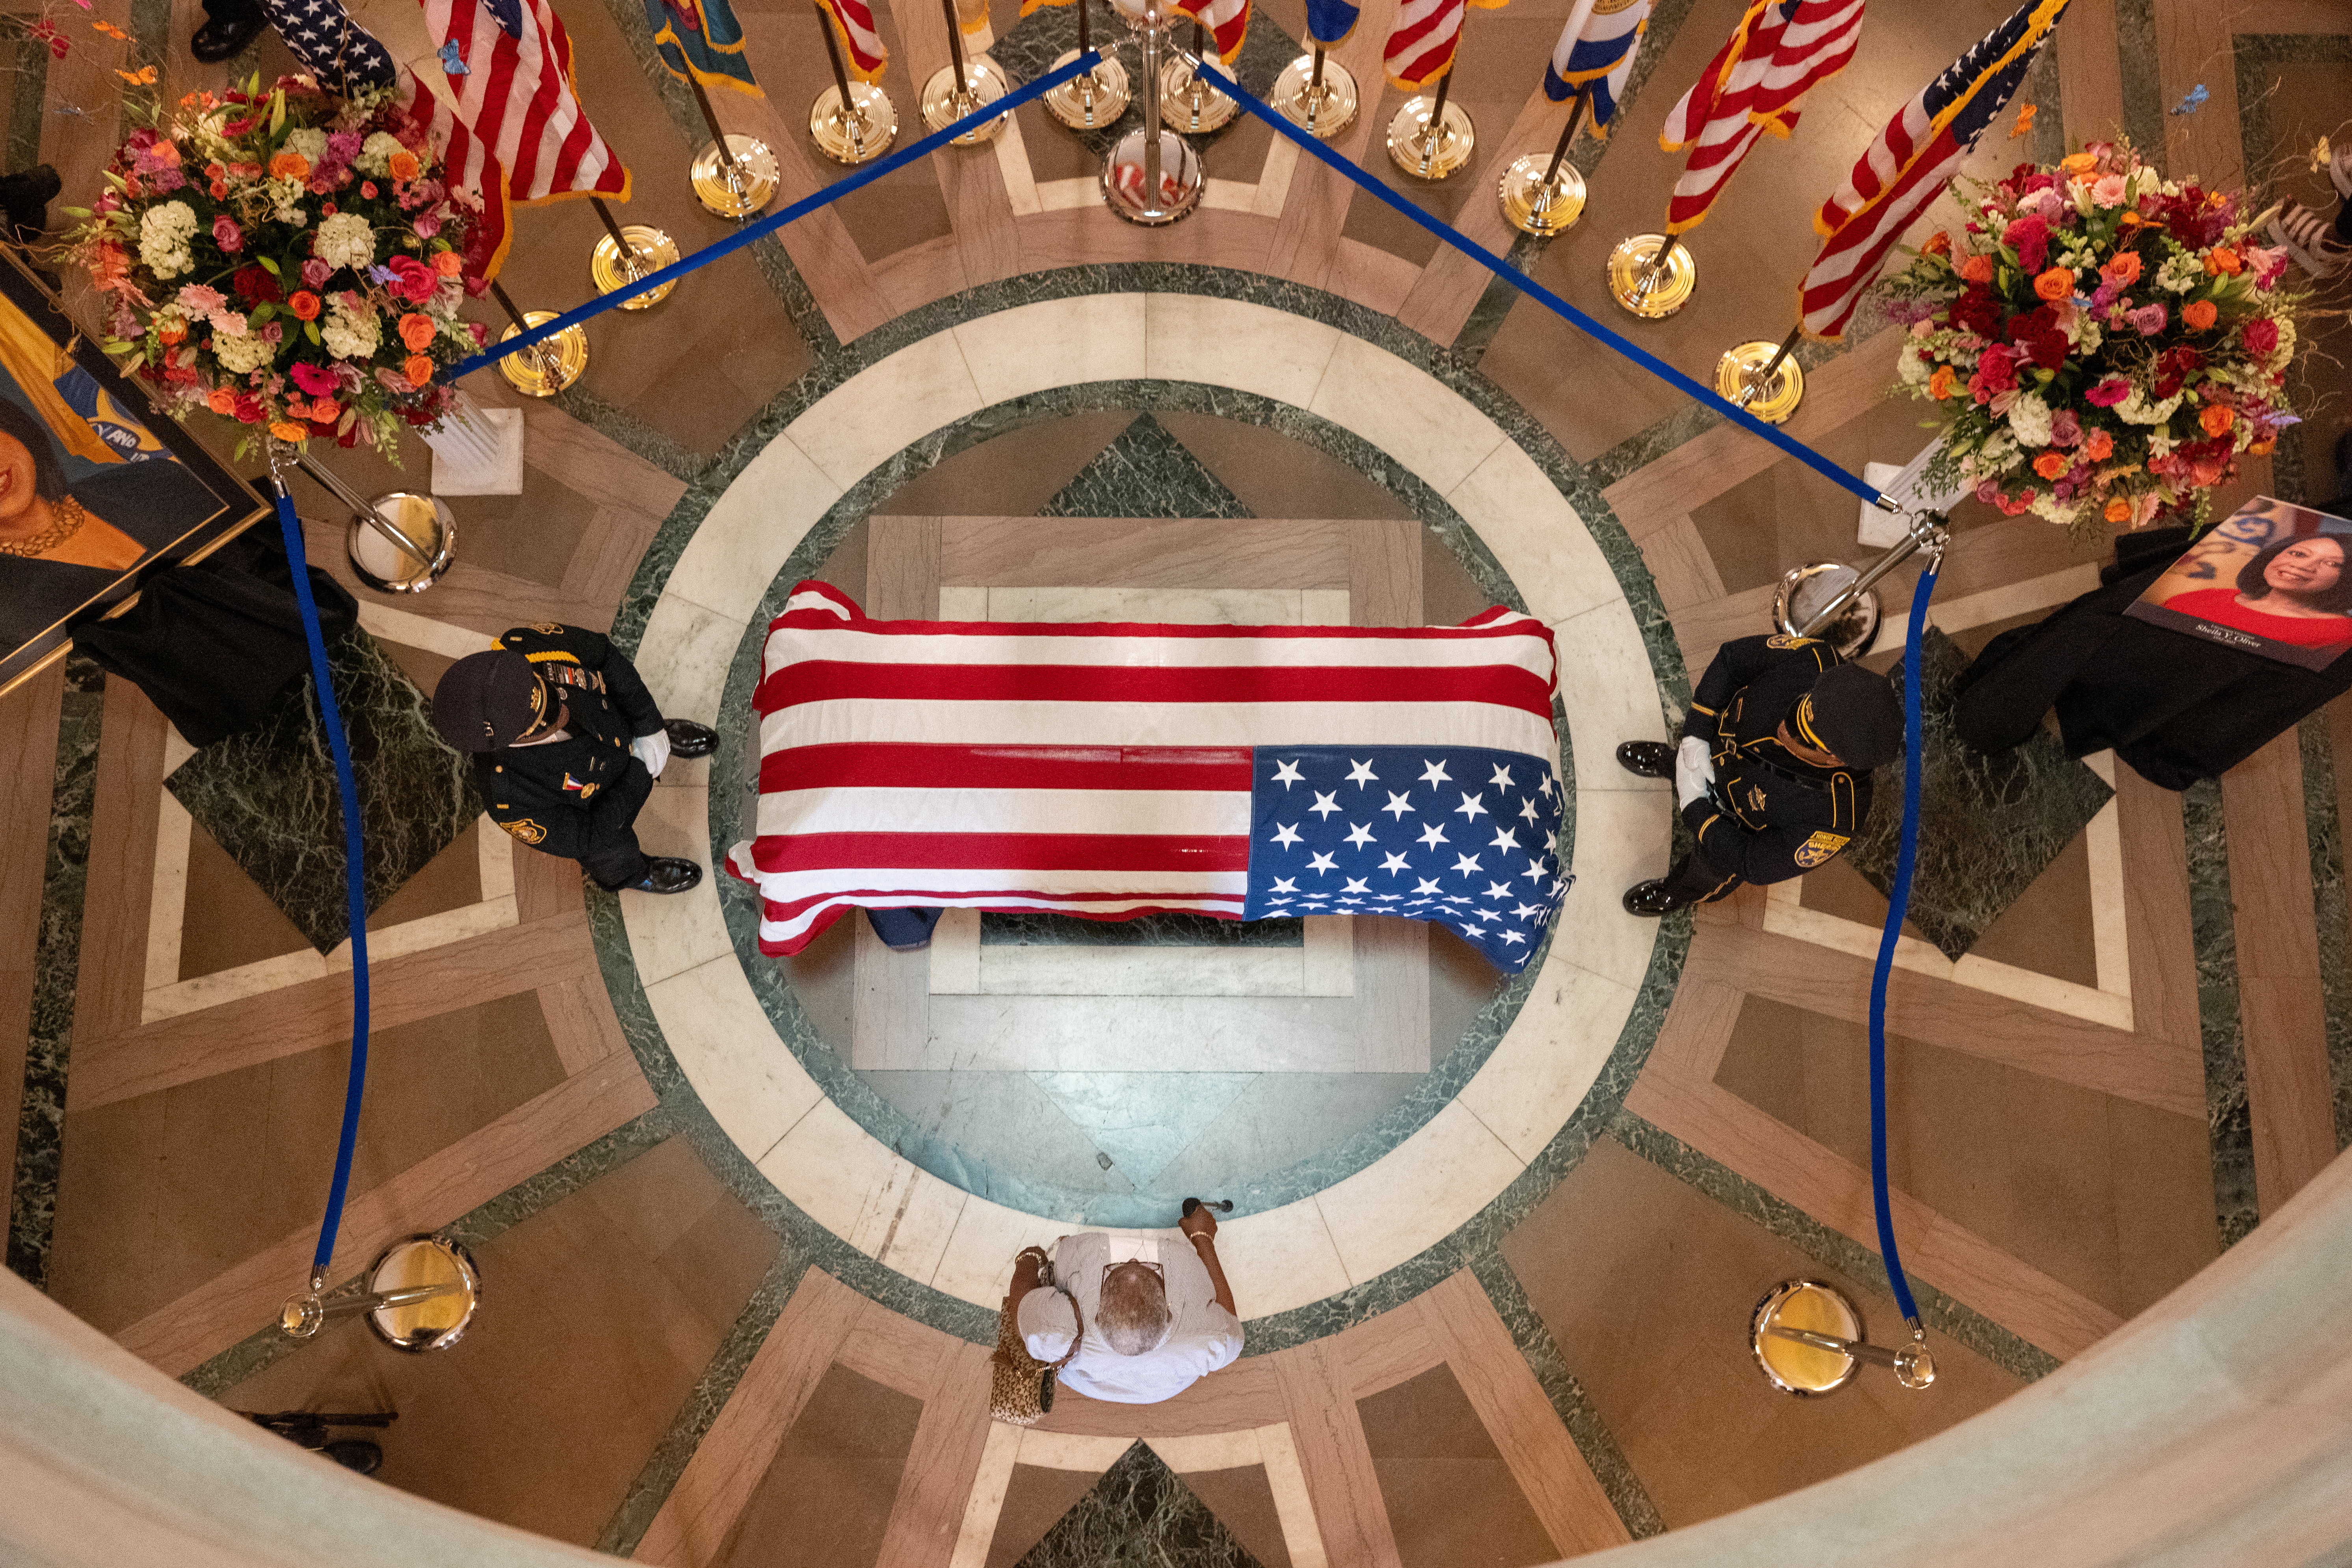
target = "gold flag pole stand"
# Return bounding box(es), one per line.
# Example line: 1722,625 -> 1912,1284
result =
587,195 -> 679,308
1045,0 -> 1130,130
1271,42 -> 1358,139
685,67 -> 781,216
1607,228 -> 1694,317
1160,17 -> 1235,132
487,279 -> 587,398
1715,321 -> 1805,423
920,0 -> 1011,142
1499,87 -> 1588,236
811,2 -> 898,162
1104,0 -> 1202,223
1387,61 -> 1474,179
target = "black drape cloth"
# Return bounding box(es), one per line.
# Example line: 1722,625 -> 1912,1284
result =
76,527 -> 359,748
1954,525 -> 2352,789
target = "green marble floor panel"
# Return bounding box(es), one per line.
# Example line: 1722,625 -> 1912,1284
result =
1847,627 -> 2113,963
1039,414 -> 1255,520
1016,1442 -> 1265,1568
164,629 -> 482,954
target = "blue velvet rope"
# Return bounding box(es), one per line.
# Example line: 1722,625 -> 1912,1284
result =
272,484 -> 372,1277
1867,558 -> 1937,1326
442,50 -> 1103,381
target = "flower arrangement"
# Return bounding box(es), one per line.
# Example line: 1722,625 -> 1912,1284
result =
60,76 -> 487,456
1884,141 -> 2300,536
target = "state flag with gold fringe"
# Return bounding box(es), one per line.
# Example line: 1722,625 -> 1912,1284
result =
643,0 -> 760,95
1543,0 -> 1651,132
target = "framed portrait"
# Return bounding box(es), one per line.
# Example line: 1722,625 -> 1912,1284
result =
2125,497 -> 2352,674
0,247 -> 266,696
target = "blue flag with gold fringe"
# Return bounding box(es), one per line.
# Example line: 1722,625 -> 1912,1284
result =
643,0 -> 761,95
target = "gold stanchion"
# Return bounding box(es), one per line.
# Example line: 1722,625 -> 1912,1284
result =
920,0 -> 1010,143
810,0 -> 898,162
1387,64 -> 1474,179
1159,18 -> 1235,132
683,67 -> 781,216
1714,322 -> 1805,423
1270,43 -> 1358,138
587,196 -> 679,308
1498,87 -> 1588,236
1607,230 -> 1694,317
1044,0 -> 1131,129
488,281 -> 587,398
1102,0 -> 1201,223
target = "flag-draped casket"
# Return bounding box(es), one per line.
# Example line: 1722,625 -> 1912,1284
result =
725,582 -> 1572,972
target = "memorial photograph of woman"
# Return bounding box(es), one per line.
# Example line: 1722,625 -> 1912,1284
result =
0,253 -> 260,693
2128,497 -> 2352,672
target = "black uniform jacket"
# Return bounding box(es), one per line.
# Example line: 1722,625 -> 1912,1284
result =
1676,633 -> 1873,886
475,624 -> 666,860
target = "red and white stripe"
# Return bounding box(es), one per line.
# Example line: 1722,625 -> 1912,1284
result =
1174,0 -> 1250,65
1797,95 -> 1952,337
1385,0 -> 1465,89
1657,0 -> 1861,234
818,0 -> 888,80
725,582 -> 1562,955
1746,0 -> 1863,128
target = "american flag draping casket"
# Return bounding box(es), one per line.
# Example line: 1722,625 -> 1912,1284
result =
723,581 -> 1572,972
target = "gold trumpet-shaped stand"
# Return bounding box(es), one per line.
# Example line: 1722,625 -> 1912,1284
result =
1716,338 -> 1805,424
1159,54 -> 1236,133
920,57 -> 1012,144
810,81 -> 898,163
1387,92 -> 1474,179
1498,157 -> 1585,235
1270,50 -> 1357,138
690,133 -> 781,216
1607,233 -> 1696,318
590,224 -> 680,309
1043,46 -> 1131,128
1750,1279 -> 1937,1397
496,310 -> 588,398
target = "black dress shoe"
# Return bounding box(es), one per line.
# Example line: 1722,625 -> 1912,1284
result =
0,164 -> 59,246
664,719 -> 718,758
190,7 -> 267,60
625,857 -> 703,894
1615,741 -> 1674,779
1621,879 -> 1685,917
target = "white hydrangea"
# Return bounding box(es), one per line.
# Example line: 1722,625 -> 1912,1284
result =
271,180 -> 310,227
2153,251 -> 2203,294
320,296 -> 381,361
212,329 -> 275,374
2267,316 -> 2297,369
354,131 -> 406,177
313,211 -> 375,272
2116,388 -> 2185,426
1896,346 -> 1930,386
138,201 -> 198,279
281,127 -> 329,169
2006,392 -> 2054,448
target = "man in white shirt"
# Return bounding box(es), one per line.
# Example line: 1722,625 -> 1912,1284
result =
1010,1207 -> 1242,1405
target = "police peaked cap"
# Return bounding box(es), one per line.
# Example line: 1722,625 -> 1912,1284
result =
1802,662 -> 1904,771
430,649 -> 547,753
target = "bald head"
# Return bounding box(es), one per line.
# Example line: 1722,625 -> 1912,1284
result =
1097,1261 -> 1171,1356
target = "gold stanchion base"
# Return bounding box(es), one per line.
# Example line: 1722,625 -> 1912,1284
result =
589,225 -> 681,308
1607,233 -> 1696,318
810,82 -> 898,164
368,1235 -> 483,1353
1715,339 -> 1805,423
1102,128 -> 1203,225
920,58 -> 1011,144
1773,562 -> 1880,660
1498,154 -> 1585,236
1750,1280 -> 1863,1397
1043,47 -> 1130,128
1158,56 -> 1237,133
497,311 -> 589,398
1270,52 -> 1357,139
1386,94 -> 1474,180
690,134 -> 781,216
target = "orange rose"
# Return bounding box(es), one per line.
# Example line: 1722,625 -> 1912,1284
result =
2032,452 -> 2068,480
2103,497 -> 2132,524
289,291 -> 321,321
387,149 -> 420,182
2181,299 -> 2218,330
2200,404 -> 2234,437
403,353 -> 434,388
1958,253 -> 1995,284
1927,364 -> 1958,401
1922,231 -> 1952,258
2033,266 -> 2076,301
268,151 -> 311,182
268,420 -> 310,442
206,387 -> 236,415
2060,151 -> 2098,179
158,320 -> 186,346
2086,429 -> 2114,461
431,251 -> 464,277
398,312 -> 437,352
284,396 -> 312,421
2100,251 -> 2142,285
2204,247 -> 2242,276
309,398 -> 341,424
2249,436 -> 2276,455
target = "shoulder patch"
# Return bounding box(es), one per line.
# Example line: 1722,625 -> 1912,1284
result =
1765,634 -> 1819,649
1794,830 -> 1850,868
502,818 -> 547,846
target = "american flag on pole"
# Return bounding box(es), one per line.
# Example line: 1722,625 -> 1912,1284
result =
1544,0 -> 1651,132
1173,0 -> 1249,65
1797,0 -> 2071,339
724,582 -> 1569,973
817,0 -> 889,79
1385,0 -> 1506,91
1657,0 -> 1859,234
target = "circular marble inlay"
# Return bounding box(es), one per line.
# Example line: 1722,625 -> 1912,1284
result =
619,292 -> 1674,1324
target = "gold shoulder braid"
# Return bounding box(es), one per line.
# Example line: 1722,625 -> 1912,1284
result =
0,496 -> 87,559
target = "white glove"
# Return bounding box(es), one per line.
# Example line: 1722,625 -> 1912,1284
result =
1674,736 -> 1716,809
630,728 -> 671,779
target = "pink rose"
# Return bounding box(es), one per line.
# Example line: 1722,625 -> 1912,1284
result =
2243,318 -> 2279,356
384,254 -> 438,304
2051,408 -> 2083,447
212,214 -> 242,253
2085,376 -> 2132,407
289,361 -> 340,395
301,258 -> 332,288
2127,303 -> 2167,335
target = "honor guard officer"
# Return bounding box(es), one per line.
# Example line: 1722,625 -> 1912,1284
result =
429,624 -> 720,895
1615,634 -> 1904,915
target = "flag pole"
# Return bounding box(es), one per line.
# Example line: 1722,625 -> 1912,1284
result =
1715,320 -> 1805,422
810,0 -> 898,162
1608,225 -> 1690,317
683,62 -> 782,215
1500,86 -> 1588,235
1045,0 -> 1132,129
1272,38 -> 1359,138
585,195 -> 682,308
1165,13 -> 1235,133
920,0 -> 1010,139
1388,43 -> 1474,179
486,279 -> 586,396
